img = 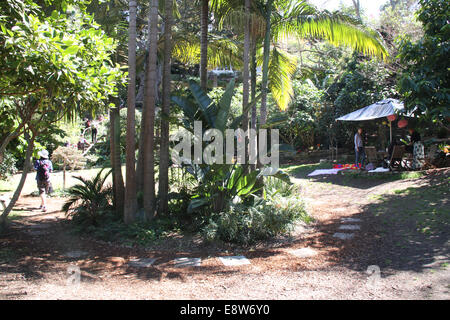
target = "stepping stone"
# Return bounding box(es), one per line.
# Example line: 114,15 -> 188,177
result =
65,251 -> 88,259
218,256 -> 251,266
287,247 -> 317,258
333,233 -> 355,240
339,225 -> 361,231
128,258 -> 157,268
173,257 -> 201,268
341,218 -> 362,223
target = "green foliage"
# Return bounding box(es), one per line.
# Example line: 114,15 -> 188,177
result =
264,175 -> 296,197
0,152 -> 18,180
201,193 -> 309,245
170,80 -> 301,245
0,0 -> 126,171
62,168 -> 113,227
397,0 -> 450,122
379,0 -> 423,45
0,2 -> 124,105
172,80 -> 279,217
271,78 -> 324,149
84,218 -> 179,247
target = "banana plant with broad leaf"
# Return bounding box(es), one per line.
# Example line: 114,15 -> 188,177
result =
172,79 -> 293,216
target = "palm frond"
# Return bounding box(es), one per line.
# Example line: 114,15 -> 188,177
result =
273,9 -> 388,60
220,9 -> 267,40
267,47 -> 297,111
172,34 -> 242,69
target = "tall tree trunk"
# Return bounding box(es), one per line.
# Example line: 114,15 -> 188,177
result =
0,132 -> 35,228
136,54 -> 149,195
352,0 -> 361,21
260,0 -> 273,127
242,0 -> 251,172
200,0 -> 209,90
250,36 -> 257,131
136,108 -> 145,195
63,165 -> 66,190
142,0 -> 159,220
250,35 -> 258,171
242,0 -> 250,132
110,106 -> 125,215
124,0 -> 138,224
158,0 -> 173,216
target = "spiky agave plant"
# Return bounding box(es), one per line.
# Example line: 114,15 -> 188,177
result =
62,168 -> 113,226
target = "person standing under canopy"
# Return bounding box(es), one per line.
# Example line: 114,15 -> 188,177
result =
354,127 -> 365,169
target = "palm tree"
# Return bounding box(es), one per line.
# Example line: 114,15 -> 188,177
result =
124,0 -> 138,224
200,0 -> 209,90
142,0 -> 159,220
242,0 -> 251,131
158,0 -> 174,216
216,0 -> 388,119
259,0 -> 274,126
110,104 -> 125,215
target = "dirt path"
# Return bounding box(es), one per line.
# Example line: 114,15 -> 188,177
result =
0,169 -> 449,300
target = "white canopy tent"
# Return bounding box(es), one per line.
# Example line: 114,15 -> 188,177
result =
336,98 -> 413,143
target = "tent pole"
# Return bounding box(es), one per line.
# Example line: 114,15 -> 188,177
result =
389,121 -> 392,144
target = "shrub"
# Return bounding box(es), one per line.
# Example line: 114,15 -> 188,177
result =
62,168 -> 113,227
264,176 -> 296,197
201,194 -> 310,245
0,152 -> 17,180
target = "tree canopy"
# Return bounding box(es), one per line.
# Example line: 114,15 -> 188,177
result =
397,0 -> 450,123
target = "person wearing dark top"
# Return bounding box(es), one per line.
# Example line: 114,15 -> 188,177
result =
406,128 -> 421,153
34,150 -> 53,212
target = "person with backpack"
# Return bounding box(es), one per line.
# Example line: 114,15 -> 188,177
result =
34,150 -> 53,212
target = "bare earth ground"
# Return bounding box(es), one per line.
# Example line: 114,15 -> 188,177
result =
0,167 -> 449,300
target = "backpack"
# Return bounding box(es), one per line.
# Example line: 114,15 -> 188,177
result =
37,160 -> 50,181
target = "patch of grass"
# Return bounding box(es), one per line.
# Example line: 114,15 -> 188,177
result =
344,170 -> 425,182
367,179 -> 450,236
50,188 -> 72,198
0,167 -> 117,197
8,211 -> 23,221
368,194 -> 386,201
0,179 -> 14,193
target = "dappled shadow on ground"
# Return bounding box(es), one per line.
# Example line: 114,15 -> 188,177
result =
1,169 -> 449,298
1,216 -> 251,287
309,174 -> 449,275
305,173 -> 396,190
